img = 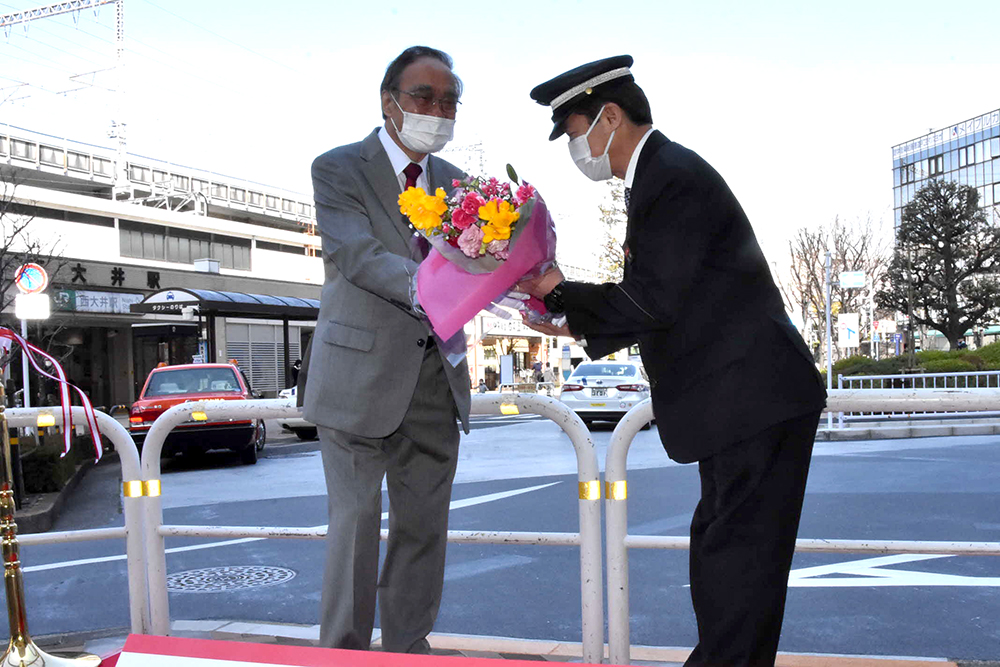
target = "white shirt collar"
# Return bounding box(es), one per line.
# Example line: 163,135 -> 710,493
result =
378,125 -> 430,191
624,127 -> 656,189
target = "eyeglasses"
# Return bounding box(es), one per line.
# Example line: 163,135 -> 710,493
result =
395,88 -> 461,116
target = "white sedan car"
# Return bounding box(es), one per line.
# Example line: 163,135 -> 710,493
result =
277,386 -> 317,440
559,361 -> 652,428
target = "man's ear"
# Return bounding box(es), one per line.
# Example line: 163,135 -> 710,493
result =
381,90 -> 396,119
604,103 -> 625,130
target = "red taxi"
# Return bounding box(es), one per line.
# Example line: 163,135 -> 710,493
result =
129,363 -> 266,464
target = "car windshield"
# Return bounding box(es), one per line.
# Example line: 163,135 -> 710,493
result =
572,363 -> 637,378
144,368 -> 241,397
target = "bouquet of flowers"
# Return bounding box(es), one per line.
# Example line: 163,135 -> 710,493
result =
399,167 -> 557,343
399,175 -> 538,271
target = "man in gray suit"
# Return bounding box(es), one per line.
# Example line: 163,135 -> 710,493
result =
302,46 -> 471,654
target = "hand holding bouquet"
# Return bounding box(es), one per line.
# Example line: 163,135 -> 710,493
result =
399,167 -> 558,342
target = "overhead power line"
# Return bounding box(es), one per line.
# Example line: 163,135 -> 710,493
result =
139,0 -> 299,74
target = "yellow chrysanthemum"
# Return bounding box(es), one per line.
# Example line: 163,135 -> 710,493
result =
398,186 -> 426,216
404,188 -> 448,231
479,199 -> 519,242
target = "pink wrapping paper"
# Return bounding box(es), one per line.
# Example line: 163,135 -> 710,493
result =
416,196 -> 551,341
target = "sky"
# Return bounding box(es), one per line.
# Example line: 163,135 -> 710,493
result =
2,0 -> 1000,274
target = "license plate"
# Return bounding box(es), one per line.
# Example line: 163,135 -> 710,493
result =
591,388 -> 607,397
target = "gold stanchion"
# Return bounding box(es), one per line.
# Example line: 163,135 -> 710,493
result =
0,386 -> 101,666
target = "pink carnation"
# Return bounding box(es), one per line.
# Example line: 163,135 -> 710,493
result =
451,207 -> 477,230
452,179 -> 462,188
486,239 -> 509,260
457,225 -> 484,258
461,192 -> 486,215
515,182 -> 536,205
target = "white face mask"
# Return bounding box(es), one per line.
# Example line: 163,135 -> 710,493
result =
568,105 -> 615,181
390,95 -> 455,154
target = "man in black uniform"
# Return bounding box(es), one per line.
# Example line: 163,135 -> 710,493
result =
522,56 -> 827,666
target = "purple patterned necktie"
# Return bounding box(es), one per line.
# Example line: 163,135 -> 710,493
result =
402,163 -> 430,259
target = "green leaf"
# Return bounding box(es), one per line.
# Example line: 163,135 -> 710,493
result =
506,164 -> 519,185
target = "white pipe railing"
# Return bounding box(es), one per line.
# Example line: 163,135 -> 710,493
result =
137,394 -> 605,664
5,407 -> 149,634
603,388 -> 1000,665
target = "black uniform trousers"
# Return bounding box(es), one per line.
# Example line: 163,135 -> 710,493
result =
685,410 -> 821,667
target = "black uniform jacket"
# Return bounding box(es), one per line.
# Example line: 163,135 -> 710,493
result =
561,131 -> 826,463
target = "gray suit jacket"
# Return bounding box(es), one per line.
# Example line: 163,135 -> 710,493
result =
302,128 -> 471,437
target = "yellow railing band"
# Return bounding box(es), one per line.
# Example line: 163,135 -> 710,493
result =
499,403 -> 519,416
122,481 -> 144,498
578,480 -> 601,500
143,480 -> 162,497
606,480 -> 627,500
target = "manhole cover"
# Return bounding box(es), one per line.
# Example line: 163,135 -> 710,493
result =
166,565 -> 296,593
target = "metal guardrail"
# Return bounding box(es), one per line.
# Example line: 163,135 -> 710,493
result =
603,388 -> 1000,665
137,394 -> 604,664
835,371 -> 1000,427
13,388 -> 1000,664
498,382 -> 557,396
4,407 -> 149,635
840,370 -> 1000,390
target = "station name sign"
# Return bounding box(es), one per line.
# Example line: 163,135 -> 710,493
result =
892,109 -> 999,160
54,289 -> 144,314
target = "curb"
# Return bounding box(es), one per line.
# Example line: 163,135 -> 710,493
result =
817,422 -> 1000,441
14,458 -> 92,534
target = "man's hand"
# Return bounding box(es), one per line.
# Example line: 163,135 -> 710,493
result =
522,314 -> 572,338
516,266 -> 565,299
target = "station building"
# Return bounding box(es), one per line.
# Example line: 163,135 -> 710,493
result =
1,124 -> 322,406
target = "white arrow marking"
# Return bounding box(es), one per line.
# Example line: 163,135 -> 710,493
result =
789,554 -> 1000,587
22,482 -> 560,574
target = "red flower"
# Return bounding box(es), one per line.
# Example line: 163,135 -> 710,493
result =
515,182 -> 536,205
451,207 -> 477,230
461,192 -> 486,215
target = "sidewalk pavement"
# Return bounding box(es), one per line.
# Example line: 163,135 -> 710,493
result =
34,620 -> 995,667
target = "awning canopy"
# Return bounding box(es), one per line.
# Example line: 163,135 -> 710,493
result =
130,288 -> 319,320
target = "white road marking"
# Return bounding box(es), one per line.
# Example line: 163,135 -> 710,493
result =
789,554 -> 1000,587
22,482 -> 560,574
444,555 -> 535,582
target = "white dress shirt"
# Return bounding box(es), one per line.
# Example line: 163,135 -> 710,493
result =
624,127 -> 656,189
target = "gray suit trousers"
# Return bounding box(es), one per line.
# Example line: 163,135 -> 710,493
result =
317,346 -> 459,654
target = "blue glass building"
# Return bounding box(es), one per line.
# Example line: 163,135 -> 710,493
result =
892,108 -> 1000,228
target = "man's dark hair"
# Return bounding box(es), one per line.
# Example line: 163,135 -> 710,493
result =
570,81 -> 652,128
380,46 -> 463,118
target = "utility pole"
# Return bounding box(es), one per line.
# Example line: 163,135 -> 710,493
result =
0,0 -> 126,195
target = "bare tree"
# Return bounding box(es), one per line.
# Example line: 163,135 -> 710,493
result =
1,169 -> 65,313
1,169 -> 70,406
778,215 -> 892,366
596,180 -> 626,283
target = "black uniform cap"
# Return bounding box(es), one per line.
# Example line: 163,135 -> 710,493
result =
529,55 -> 634,141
